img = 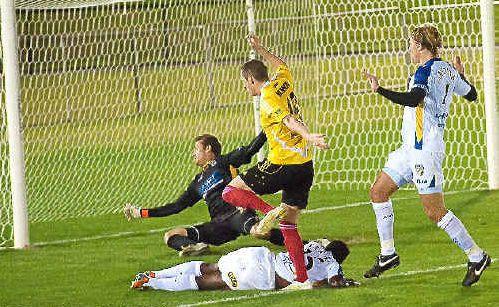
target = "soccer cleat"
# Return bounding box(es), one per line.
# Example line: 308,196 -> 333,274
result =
130,272 -> 150,290
281,279 -> 313,291
255,204 -> 287,235
144,271 -> 156,278
462,252 -> 491,287
364,253 -> 400,278
178,243 -> 210,257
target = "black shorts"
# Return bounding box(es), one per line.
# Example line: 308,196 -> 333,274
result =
240,160 -> 314,209
186,210 -> 259,246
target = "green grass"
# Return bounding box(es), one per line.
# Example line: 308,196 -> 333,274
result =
0,189 -> 498,306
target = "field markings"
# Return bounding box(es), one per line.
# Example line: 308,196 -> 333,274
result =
178,258 -> 497,307
0,188 -> 481,250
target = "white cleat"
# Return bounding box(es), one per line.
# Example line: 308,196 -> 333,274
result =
255,204 -> 287,235
178,243 -> 210,257
281,279 -> 313,291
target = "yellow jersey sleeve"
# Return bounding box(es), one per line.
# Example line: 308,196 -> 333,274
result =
272,64 -> 293,83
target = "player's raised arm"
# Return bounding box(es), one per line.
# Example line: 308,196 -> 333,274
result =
363,69 -> 426,108
283,115 -> 329,149
452,56 -> 477,102
123,181 -> 201,220
247,34 -> 286,70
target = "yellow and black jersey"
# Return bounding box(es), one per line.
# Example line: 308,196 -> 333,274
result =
259,64 -> 311,165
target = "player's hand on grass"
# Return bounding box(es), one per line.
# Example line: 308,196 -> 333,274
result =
305,133 -> 329,150
329,275 -> 360,288
363,69 -> 379,92
123,203 -> 141,221
453,56 -> 465,75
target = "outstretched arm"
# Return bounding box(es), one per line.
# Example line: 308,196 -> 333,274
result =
247,34 -> 286,70
363,69 -> 426,107
283,115 -> 329,149
124,183 -> 200,220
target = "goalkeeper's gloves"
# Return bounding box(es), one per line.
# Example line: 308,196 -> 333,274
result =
123,203 -> 142,221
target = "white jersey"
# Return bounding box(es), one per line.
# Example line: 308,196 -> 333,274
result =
402,58 -> 472,152
274,241 -> 342,283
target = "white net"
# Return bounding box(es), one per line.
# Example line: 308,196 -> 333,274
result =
313,0 -> 489,191
0,0 -> 494,245
0,42 -> 14,247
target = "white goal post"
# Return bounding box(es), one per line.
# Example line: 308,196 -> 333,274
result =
0,0 -> 497,248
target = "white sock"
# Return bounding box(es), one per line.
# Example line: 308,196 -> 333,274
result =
153,261 -> 203,279
145,274 -> 199,291
437,211 -> 484,262
372,200 -> 395,256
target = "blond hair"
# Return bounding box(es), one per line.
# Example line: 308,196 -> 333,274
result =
411,24 -> 442,56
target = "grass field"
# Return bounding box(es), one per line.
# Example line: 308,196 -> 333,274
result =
1,189 -> 498,306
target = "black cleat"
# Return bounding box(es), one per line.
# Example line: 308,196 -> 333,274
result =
364,253 -> 400,278
462,252 -> 491,287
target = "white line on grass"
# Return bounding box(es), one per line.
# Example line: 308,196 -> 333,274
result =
0,188 -> 482,250
178,258 -> 496,307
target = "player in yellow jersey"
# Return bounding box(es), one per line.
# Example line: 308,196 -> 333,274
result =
222,34 -> 328,290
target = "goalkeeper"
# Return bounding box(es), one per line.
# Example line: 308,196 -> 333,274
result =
124,132 -> 284,257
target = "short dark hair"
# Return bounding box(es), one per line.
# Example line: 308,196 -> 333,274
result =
194,134 -> 222,157
326,240 -> 350,264
241,59 -> 269,82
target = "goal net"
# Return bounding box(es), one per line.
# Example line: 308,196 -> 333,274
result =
0,0 -> 491,246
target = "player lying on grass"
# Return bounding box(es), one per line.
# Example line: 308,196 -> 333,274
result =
124,133 -> 284,257
130,238 -> 359,291
363,24 -> 490,286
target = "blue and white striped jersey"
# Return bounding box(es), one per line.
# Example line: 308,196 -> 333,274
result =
401,58 -> 472,152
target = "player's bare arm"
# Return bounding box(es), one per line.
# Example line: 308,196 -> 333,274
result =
247,34 -> 286,70
282,115 -> 329,149
453,55 -> 477,101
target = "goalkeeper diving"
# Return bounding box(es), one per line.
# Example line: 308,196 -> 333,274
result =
124,133 -> 284,256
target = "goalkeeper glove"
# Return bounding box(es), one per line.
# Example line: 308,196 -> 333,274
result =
123,203 -> 142,221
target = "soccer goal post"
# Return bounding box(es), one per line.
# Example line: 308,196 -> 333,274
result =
0,0 -> 497,248
480,0 -> 499,189
1,0 -> 29,249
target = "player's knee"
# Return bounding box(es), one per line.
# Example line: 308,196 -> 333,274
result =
164,228 -> 187,245
423,206 -> 446,223
200,263 -> 218,275
221,186 -> 235,203
369,185 -> 389,202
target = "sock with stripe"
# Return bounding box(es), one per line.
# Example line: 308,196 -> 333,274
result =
280,221 -> 308,282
